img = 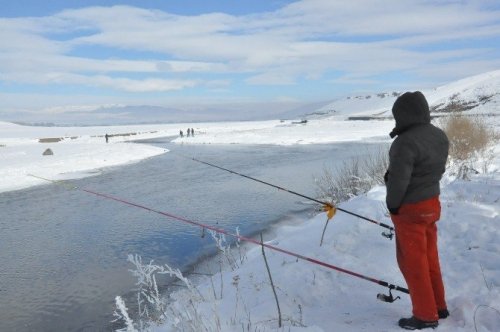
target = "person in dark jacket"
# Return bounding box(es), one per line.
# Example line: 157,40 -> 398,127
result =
385,91 -> 450,330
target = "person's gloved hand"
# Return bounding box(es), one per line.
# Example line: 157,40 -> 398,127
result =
388,207 -> 399,215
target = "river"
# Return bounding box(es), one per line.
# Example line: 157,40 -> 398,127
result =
0,138 -> 386,331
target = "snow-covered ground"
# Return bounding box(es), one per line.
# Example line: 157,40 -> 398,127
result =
1,70 -> 499,331
142,143 -> 500,331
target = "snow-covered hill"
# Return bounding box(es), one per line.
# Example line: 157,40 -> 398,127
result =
305,70 -> 500,120
427,70 -> 500,115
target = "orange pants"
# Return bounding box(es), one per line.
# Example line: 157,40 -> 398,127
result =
391,196 -> 447,321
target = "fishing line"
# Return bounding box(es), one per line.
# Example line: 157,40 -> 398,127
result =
176,154 -> 394,239
28,174 -> 407,299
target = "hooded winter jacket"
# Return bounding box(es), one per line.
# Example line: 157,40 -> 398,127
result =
386,91 -> 449,213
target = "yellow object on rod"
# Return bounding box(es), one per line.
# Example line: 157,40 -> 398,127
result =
324,204 -> 337,220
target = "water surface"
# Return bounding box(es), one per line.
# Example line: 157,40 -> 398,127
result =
0,139 -> 386,331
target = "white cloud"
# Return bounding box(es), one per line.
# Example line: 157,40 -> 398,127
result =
274,0 -> 500,36
0,71 -> 200,92
96,76 -> 199,92
246,72 -> 297,85
0,0 -> 499,107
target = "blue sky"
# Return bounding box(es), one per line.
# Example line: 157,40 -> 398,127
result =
1,0 -> 500,122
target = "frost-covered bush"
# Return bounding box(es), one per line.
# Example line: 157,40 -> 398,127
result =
315,148 -> 389,205
113,227 -> 249,332
113,254 -> 208,331
438,114 -> 498,178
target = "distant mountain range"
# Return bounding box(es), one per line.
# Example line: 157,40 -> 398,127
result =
9,101 -> 328,126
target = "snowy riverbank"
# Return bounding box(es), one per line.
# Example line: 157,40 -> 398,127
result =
0,119 -> 393,193
140,144 -> 500,332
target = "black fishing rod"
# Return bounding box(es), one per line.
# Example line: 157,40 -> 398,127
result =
28,174 -> 408,300
185,156 -> 395,239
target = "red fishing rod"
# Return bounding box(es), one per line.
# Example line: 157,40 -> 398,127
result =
183,156 -> 395,240
29,174 -> 407,300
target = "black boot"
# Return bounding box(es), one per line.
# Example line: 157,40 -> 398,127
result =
438,309 -> 449,319
398,316 -> 438,330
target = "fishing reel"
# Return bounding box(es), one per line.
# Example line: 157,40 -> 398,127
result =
382,229 -> 394,240
377,288 -> 401,303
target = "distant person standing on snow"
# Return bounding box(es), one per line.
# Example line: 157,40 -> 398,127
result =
105,133 -> 109,143
180,130 -> 183,138
385,91 -> 449,330
187,128 -> 191,137
191,128 -> 194,137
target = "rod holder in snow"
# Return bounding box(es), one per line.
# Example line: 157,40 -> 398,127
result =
319,218 -> 330,247
185,156 -> 395,238
320,205 -> 336,246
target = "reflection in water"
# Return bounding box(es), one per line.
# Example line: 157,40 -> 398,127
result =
0,140 -> 386,331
